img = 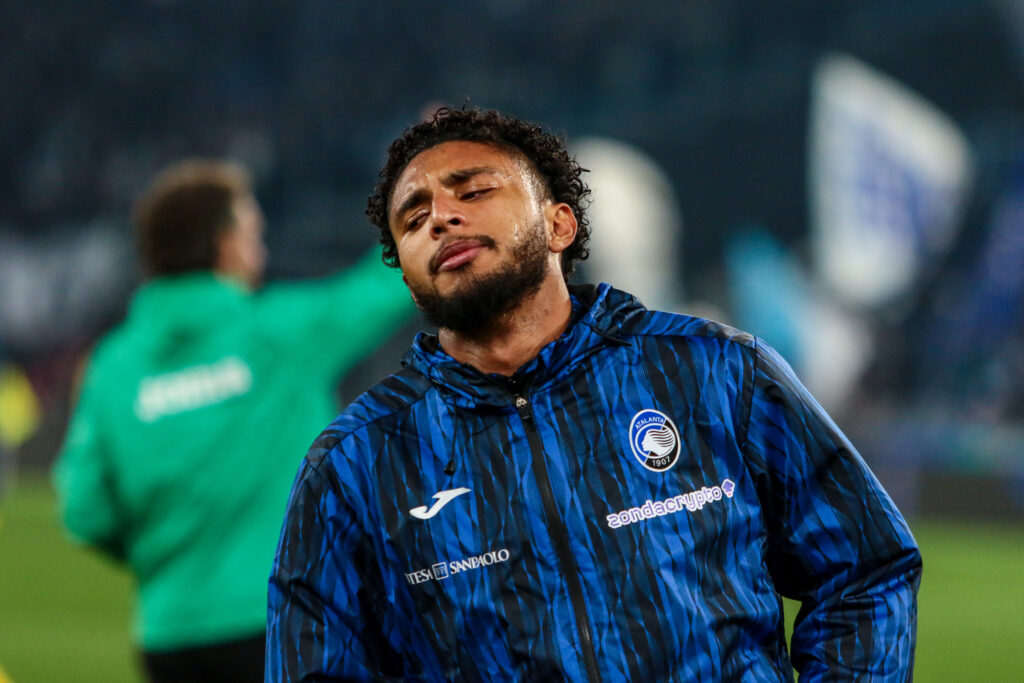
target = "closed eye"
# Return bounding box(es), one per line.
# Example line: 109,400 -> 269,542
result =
461,187 -> 495,201
405,211 -> 428,231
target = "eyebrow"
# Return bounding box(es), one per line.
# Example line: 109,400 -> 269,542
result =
391,166 -> 503,224
440,166 -> 501,186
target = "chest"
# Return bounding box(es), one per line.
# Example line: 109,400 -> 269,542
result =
375,365 -> 760,591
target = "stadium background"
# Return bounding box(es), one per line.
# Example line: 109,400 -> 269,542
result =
1,1 -> 1022,680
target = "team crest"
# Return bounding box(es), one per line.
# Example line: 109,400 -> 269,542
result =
629,409 -> 681,472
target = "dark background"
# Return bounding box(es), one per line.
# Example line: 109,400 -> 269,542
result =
2,0 -> 1023,517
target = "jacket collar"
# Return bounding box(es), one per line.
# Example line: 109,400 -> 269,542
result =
401,283 -> 643,409
128,272 -> 248,329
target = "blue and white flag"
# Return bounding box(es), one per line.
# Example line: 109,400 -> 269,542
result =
809,53 -> 972,309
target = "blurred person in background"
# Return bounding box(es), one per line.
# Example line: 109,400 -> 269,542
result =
53,159 -> 413,683
266,108 -> 922,681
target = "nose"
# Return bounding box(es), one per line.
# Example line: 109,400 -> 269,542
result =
427,193 -> 463,238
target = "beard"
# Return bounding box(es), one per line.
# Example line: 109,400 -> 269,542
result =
408,222 -> 550,338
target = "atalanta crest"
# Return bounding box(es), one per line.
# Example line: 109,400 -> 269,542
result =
629,409 -> 681,472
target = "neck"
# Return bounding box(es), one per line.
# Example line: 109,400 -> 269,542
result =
438,274 -> 573,376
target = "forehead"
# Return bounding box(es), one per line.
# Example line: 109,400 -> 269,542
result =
391,141 -> 530,197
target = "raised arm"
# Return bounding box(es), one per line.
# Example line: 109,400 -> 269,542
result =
256,248 -> 414,377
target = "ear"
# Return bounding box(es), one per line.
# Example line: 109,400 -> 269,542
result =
213,229 -> 236,276
546,203 -> 578,255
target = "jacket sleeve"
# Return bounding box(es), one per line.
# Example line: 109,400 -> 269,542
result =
266,452 -> 402,682
256,248 -> 415,376
740,340 -> 922,681
52,357 -> 126,561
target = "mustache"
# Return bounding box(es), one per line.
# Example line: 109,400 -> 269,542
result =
430,235 -> 497,273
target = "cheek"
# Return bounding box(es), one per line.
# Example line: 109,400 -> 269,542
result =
395,233 -> 412,262
395,235 -> 426,276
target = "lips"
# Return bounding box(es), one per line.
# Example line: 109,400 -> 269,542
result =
432,239 -> 486,273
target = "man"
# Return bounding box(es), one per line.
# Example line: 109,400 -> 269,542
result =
267,109 -> 922,681
54,159 -> 413,682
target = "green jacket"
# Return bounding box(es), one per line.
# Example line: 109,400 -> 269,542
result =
53,250 -> 413,651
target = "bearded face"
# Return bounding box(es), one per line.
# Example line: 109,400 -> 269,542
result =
388,141 -> 565,339
405,217 -> 550,336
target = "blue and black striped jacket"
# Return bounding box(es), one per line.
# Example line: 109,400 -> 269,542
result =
267,284 -> 921,682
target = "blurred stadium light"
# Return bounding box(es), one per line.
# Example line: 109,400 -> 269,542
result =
571,136 -> 686,313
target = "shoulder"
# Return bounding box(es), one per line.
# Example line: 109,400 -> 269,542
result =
619,312 -> 763,415
619,306 -> 758,357
81,320 -> 135,378
304,365 -> 434,470
584,284 -> 757,356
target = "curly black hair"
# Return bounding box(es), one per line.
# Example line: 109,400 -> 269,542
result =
366,107 -> 591,280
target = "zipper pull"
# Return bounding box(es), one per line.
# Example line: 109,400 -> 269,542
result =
514,394 -> 533,423
443,458 -> 456,476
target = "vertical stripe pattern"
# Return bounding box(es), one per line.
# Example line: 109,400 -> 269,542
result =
267,284 -> 921,682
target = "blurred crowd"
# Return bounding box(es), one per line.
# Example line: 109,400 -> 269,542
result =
2,0 -> 1023,515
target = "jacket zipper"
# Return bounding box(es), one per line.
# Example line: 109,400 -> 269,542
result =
515,394 -> 601,683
